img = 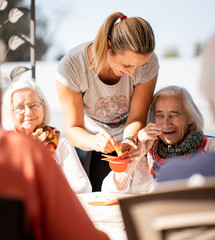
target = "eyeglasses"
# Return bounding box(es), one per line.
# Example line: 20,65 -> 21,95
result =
11,102 -> 43,115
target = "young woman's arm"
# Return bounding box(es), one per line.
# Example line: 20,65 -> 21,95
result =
56,80 -> 117,153
121,75 -> 158,151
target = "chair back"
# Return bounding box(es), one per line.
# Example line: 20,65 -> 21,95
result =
0,197 -> 27,240
119,177 -> 215,240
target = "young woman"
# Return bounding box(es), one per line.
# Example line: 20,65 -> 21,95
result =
56,12 -> 159,191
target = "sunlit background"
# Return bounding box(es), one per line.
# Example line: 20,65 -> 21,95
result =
33,0 -> 215,60
1,0 -> 215,136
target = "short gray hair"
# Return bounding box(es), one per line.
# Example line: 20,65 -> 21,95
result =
2,79 -> 50,130
148,85 -> 204,131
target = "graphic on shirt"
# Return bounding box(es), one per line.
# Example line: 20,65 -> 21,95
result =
94,95 -> 129,130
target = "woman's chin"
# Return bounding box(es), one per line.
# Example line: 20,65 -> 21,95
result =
161,137 -> 178,146
24,129 -> 34,135
21,125 -> 35,135
118,71 -> 126,76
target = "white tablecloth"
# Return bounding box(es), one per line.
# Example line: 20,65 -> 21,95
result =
77,192 -> 131,240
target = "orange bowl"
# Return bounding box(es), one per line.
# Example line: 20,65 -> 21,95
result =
109,161 -> 128,173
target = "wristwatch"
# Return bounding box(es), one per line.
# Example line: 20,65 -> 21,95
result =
122,136 -> 137,145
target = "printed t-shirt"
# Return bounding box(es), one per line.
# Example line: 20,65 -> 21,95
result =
57,41 -> 159,141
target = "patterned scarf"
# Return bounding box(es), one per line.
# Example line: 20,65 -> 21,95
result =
32,122 -> 60,152
148,124 -> 207,176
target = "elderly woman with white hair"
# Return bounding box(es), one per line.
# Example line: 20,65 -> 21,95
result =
2,78 -> 92,193
157,34 -> 215,182
102,85 -> 215,193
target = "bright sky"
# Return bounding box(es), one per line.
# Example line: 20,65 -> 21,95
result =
34,0 -> 215,60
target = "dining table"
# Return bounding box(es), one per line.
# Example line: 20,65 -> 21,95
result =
77,191 -> 132,240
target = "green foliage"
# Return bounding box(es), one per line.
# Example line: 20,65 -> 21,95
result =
162,47 -> 180,58
0,0 -> 50,61
194,43 -> 203,56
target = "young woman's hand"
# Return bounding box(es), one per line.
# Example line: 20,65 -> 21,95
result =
92,129 -> 117,153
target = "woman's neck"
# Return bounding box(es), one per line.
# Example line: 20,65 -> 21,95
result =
87,44 -> 120,85
98,65 -> 120,85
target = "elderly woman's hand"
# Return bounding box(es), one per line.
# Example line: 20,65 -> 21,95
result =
120,137 -> 140,159
138,123 -> 162,155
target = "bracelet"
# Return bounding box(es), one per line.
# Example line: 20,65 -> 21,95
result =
122,136 -> 137,145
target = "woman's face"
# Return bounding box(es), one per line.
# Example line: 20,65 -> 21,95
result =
11,89 -> 44,135
107,49 -> 152,77
154,95 -> 192,146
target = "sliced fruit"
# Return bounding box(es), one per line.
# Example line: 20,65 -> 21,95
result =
115,141 -> 122,155
88,199 -> 118,206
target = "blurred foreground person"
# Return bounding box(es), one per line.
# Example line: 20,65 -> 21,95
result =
0,129 -> 109,240
158,34 -> 215,182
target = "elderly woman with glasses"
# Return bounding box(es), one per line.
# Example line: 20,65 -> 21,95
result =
102,85 -> 215,193
2,78 -> 92,193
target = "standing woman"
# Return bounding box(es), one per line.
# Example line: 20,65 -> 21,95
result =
56,12 -> 159,191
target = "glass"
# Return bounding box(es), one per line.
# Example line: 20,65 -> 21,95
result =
12,102 -> 42,114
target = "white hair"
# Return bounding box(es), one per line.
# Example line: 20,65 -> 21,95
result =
2,79 -> 50,130
200,34 -> 215,103
148,85 -> 204,131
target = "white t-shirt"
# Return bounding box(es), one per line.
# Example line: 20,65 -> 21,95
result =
53,136 -> 92,193
57,41 -> 159,141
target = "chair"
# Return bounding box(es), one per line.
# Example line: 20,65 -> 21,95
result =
119,177 -> 215,240
0,196 -> 27,240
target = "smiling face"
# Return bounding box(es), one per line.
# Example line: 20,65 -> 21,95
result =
11,89 -> 44,135
107,49 -> 152,77
154,95 -> 192,146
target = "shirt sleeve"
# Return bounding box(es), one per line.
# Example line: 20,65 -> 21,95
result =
56,51 -> 82,92
133,52 -> 159,85
56,136 -> 92,193
56,43 -> 91,93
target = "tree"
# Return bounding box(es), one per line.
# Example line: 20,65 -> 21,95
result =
194,43 -> 203,57
0,0 -> 50,61
162,47 -> 180,58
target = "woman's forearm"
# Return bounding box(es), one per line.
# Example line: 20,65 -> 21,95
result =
123,121 -> 145,141
66,126 -> 96,151
123,77 -> 157,141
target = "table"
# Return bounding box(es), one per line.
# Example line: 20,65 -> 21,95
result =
77,192 -> 131,240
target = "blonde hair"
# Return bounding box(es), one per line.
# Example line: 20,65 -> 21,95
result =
92,12 -> 155,73
148,85 -> 204,131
